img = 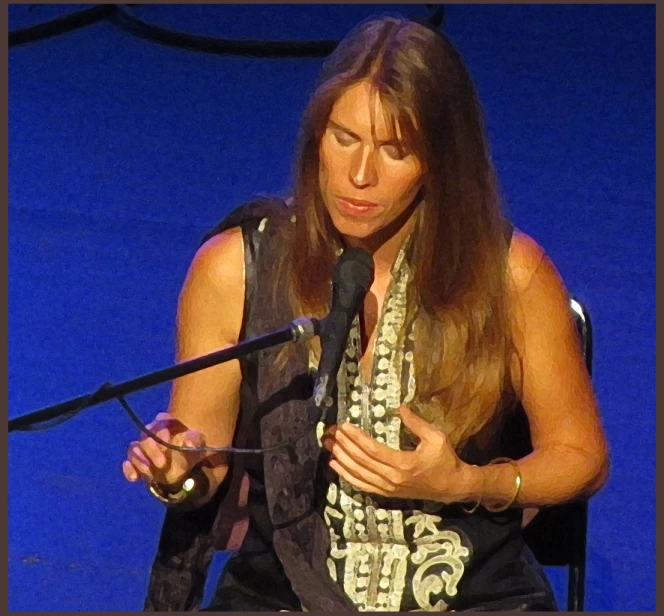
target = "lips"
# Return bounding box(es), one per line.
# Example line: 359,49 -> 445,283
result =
340,197 -> 379,208
337,197 -> 380,218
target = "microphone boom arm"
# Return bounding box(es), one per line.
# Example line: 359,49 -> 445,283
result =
8,316 -> 321,433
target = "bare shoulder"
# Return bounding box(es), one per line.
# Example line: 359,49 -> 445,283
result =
507,229 -> 573,338
189,225 -> 245,293
508,229 -> 549,293
178,226 -> 246,348
507,229 -> 574,340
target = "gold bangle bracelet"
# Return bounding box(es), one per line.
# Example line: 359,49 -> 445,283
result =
483,457 -> 522,513
461,501 -> 481,515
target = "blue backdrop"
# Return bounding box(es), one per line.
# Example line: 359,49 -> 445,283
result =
8,4 -> 655,611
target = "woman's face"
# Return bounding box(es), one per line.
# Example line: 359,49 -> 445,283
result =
318,81 -> 426,243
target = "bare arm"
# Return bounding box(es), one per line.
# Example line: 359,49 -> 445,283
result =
124,225 -> 246,509
470,231 -> 610,508
169,225 -> 246,504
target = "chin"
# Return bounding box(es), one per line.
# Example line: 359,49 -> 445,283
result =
329,214 -> 377,240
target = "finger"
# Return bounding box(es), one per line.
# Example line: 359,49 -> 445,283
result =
320,429 -> 337,452
145,427 -> 172,447
338,422 -> 408,467
139,430 -> 169,469
329,458 -> 391,497
323,425 -> 338,438
320,434 -> 336,452
127,443 -> 154,481
122,460 -> 139,482
180,429 -> 206,450
321,437 -> 332,453
334,428 -> 404,478
144,415 -> 188,438
398,405 -> 438,438
329,437 -> 399,492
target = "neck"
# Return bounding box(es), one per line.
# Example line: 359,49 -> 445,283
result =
344,208 -> 418,279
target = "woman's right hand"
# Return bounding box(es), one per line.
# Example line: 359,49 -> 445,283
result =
122,412 -> 209,487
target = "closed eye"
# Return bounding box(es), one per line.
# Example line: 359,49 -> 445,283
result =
382,144 -> 406,160
329,125 -> 408,159
333,131 -> 356,147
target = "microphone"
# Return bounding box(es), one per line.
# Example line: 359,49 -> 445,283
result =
313,247 -> 375,415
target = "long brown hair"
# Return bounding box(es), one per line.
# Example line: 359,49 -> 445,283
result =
276,16 -> 518,451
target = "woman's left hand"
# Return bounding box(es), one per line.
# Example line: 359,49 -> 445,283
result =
322,405 -> 476,503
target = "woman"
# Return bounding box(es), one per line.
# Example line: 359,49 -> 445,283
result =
124,16 -> 609,612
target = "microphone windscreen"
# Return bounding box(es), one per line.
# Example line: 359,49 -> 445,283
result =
313,247 -> 374,411
333,246 -> 375,290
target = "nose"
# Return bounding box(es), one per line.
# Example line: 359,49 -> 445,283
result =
349,144 -> 378,189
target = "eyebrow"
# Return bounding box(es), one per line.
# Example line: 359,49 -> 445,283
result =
327,119 -> 402,147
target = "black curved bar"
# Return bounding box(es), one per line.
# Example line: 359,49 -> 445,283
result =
9,4 -> 117,48
10,5 -> 446,55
